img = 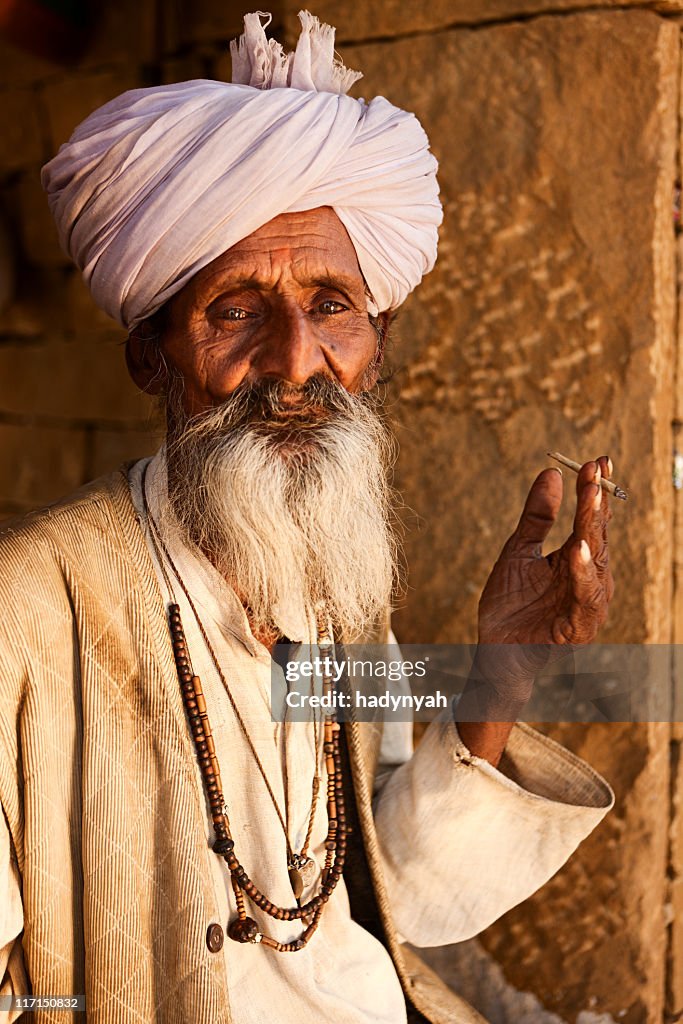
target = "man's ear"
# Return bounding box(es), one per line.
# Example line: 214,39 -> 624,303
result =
125,323 -> 167,395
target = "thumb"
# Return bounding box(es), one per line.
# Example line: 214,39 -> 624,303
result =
508,468 -> 563,556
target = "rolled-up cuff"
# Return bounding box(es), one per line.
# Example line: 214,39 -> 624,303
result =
454,719 -> 615,810
375,709 -> 614,947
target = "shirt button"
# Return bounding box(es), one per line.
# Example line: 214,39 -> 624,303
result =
206,923 -> 224,953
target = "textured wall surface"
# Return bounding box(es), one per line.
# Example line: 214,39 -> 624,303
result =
1,1 -> 682,1021
284,0 -> 683,42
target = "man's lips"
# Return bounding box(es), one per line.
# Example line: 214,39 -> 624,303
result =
253,404 -> 332,426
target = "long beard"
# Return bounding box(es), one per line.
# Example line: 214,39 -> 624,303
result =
163,375 -> 402,642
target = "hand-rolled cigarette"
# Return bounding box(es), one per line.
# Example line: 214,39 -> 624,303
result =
547,451 -> 628,501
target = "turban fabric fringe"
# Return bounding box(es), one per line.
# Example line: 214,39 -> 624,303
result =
41,10 -> 443,330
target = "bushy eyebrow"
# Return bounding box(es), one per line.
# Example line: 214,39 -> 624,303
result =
208,272 -> 364,299
305,274 -> 363,297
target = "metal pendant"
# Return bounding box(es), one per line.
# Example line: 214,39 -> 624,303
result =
288,854 -> 316,898
299,856 -> 316,886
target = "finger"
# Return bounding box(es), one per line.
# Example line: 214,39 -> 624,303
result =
592,456 -> 612,513
508,468 -> 563,556
572,460 -> 599,550
553,539 -> 608,643
597,454 -> 611,480
592,455 -> 612,568
572,459 -> 611,561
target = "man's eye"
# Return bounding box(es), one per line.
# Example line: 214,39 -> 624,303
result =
318,300 -> 347,315
220,307 -> 251,321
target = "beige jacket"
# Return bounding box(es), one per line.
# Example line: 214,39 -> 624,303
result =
0,470 -> 612,1023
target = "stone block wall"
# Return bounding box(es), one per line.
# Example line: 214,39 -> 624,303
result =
2,0 -> 683,1020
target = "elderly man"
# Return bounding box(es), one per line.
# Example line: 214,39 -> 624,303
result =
0,10 -> 614,1024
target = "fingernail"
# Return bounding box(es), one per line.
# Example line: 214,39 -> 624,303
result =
594,465 -> 601,484
552,467 -> 562,476
607,457 -> 613,476
593,486 -> 602,510
580,539 -> 592,564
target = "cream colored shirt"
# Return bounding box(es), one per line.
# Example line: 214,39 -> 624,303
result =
0,451 -> 614,1023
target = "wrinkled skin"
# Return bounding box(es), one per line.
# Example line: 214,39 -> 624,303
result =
127,207 -> 386,414
126,207 -> 614,765
457,456 -> 613,765
479,460 -> 613,650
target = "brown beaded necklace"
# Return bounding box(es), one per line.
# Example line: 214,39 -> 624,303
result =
141,471 -> 347,952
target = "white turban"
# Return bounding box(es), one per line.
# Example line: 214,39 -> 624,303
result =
41,10 -> 442,330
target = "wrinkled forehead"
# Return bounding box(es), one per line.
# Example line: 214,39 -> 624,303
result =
176,207 -> 371,304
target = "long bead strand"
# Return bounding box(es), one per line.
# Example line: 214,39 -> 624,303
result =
168,602 -> 348,951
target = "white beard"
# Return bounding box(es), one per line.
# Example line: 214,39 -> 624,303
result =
163,376 -> 402,642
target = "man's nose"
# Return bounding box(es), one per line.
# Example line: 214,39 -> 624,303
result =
252,307 -> 330,385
